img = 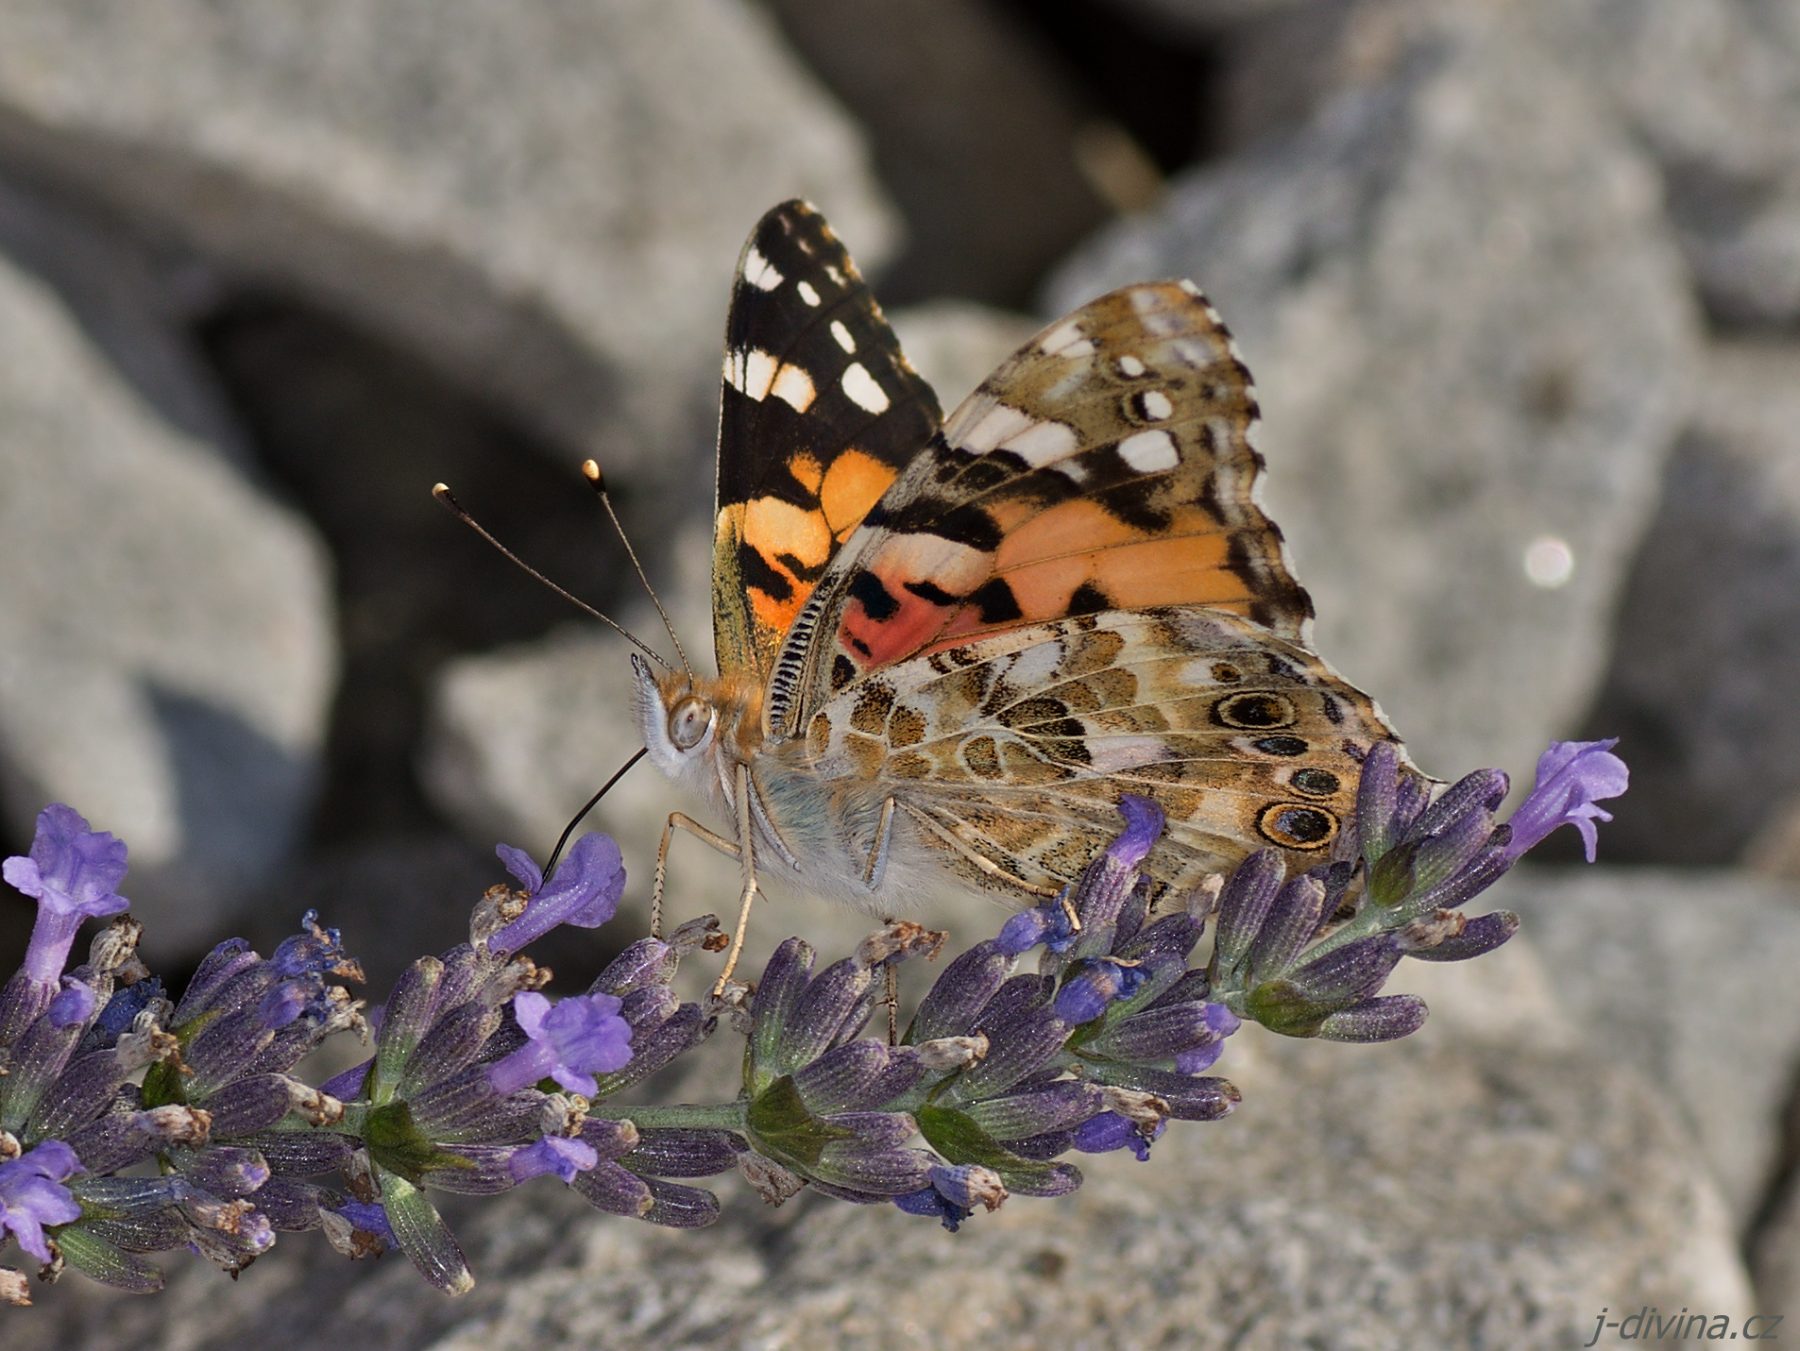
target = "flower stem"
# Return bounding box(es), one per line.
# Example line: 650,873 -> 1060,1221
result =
591,1100 -> 747,1131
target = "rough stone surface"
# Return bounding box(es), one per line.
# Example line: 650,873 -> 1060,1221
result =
1577,341 -> 1800,866
1508,865 -> 1800,1231
1104,0 -> 1316,34
1210,0 -> 1800,327
0,246 -> 332,953
0,0 -> 893,504
884,301 -> 1040,413
763,1 -> 1114,307
1756,1167 -> 1800,1319
1046,26 -> 1698,786
1541,0 -> 1800,327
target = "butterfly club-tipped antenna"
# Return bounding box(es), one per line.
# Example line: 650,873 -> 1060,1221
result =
582,459 -> 693,679
431,481 -> 672,669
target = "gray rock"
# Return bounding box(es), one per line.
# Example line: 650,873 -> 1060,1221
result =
0,248 -> 333,954
1045,26 -> 1698,787
1579,341 -> 1800,865
762,1 -> 1116,306
1756,1168 -> 1800,1318
1539,0 -> 1800,327
885,300 -> 1040,412
1207,0 -> 1800,327
8,987 -> 1751,1345
1103,0 -> 1317,35
1508,864 -> 1800,1231
0,0 -> 894,506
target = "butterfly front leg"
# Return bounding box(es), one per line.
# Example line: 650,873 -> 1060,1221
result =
651,811 -> 741,939
860,796 -> 898,891
650,788 -> 761,997
862,796 -> 901,1045
716,761 -> 763,997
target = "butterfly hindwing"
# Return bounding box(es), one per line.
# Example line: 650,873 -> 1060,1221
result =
798,608 -> 1401,888
713,201 -> 943,681
764,282 -> 1314,740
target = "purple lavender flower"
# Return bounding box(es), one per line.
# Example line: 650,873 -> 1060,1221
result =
488,991 -> 632,1096
507,1135 -> 599,1185
1073,1110 -> 1163,1162
0,1140 -> 83,1264
1503,738 -> 1629,862
1210,737 -> 1626,1042
4,805 -> 130,988
741,931 -> 942,1202
489,833 -> 626,955
894,1163 -> 1005,1231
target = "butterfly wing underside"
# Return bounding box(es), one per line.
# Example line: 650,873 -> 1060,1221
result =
712,201 -> 942,681
772,283 -> 1408,886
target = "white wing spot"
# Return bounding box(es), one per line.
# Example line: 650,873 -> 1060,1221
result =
797,281 -> 822,307
825,264 -> 845,285
1055,457 -> 1090,485
1129,289 -> 1164,316
1178,279 -> 1203,297
1116,355 -> 1147,377
841,362 -> 890,414
1117,429 -> 1180,473
960,403 -> 1036,453
1037,318 -> 1094,358
1006,642 -> 1064,689
743,246 -> 783,292
1000,419 -> 1079,466
771,363 -> 817,413
1088,734 -> 1170,773
725,347 -> 780,401
831,320 -> 856,353
1141,390 -> 1174,421
1171,339 -> 1219,370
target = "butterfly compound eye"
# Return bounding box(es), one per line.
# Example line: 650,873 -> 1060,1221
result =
668,696 -> 713,751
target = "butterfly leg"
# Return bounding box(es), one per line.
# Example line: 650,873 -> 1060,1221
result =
859,797 -> 903,1045
861,796 -> 898,890
712,762 -> 762,997
651,812 -> 741,939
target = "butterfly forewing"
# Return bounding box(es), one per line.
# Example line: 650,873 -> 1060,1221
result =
765,282 -> 1315,740
713,200 -> 942,681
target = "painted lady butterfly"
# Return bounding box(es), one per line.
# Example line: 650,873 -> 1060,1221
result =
633,201 -> 1414,978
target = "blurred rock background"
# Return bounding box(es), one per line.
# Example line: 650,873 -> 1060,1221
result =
2,1 -> 1797,1344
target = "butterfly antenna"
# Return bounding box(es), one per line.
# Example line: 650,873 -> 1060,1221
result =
582,460 -> 694,678
543,746 -> 648,879
431,483 -> 671,669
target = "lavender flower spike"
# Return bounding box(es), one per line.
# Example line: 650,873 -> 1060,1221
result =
3,805 -> 131,986
489,832 -> 626,954
488,991 -> 633,1096
0,1140 -> 84,1264
1503,739 -> 1629,862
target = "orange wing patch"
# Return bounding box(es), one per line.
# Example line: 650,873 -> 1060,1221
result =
765,283 -> 1314,734
729,450 -> 902,667
712,201 -> 942,680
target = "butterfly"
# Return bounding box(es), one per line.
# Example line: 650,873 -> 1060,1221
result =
631,201 -> 1413,977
